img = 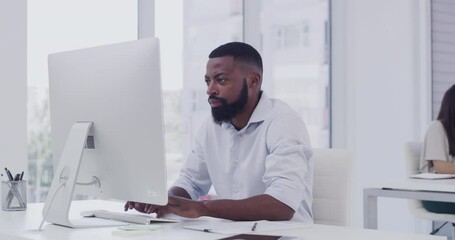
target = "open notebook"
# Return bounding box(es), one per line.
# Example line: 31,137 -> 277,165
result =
409,173 -> 455,180
80,210 -> 179,225
183,220 -> 306,235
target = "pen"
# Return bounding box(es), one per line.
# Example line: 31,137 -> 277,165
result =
5,168 -> 13,181
13,174 -> 20,181
5,181 -> 26,208
251,222 -> 258,231
19,171 -> 24,181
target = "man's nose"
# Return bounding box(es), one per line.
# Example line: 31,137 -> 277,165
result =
206,81 -> 219,96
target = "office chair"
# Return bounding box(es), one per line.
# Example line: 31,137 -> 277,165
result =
404,141 -> 455,238
312,148 -> 352,226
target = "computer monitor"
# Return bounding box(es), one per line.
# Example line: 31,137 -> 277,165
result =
42,38 -> 167,228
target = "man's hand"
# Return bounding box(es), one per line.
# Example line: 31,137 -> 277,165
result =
124,201 -> 169,217
124,187 -> 194,218
124,196 -> 206,219
166,195 -> 207,218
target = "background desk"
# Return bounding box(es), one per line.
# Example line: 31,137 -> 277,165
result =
0,200 -> 445,240
364,179 -> 455,229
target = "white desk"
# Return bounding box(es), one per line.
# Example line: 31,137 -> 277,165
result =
364,179 -> 455,229
0,200 -> 444,240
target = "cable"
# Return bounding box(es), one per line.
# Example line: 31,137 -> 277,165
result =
430,221 -> 448,235
76,176 -> 100,187
38,182 -> 66,231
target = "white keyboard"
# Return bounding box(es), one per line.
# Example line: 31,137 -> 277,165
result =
80,210 -> 179,225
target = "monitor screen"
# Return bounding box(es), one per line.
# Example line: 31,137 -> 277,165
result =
43,38 -> 167,227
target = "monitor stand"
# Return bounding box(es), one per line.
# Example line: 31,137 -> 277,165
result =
41,122 -> 126,228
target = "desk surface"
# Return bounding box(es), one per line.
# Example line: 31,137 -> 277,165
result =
379,179 -> 455,192
0,200 -> 444,240
364,179 -> 455,231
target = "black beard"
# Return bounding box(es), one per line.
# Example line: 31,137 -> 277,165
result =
209,79 -> 248,125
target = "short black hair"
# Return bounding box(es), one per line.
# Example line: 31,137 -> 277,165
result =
209,42 -> 263,73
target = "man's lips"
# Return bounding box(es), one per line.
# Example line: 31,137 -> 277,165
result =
208,98 -> 222,107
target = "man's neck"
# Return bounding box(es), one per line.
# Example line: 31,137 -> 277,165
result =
231,91 -> 262,131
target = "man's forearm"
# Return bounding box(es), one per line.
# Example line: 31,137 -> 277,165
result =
201,194 -> 294,221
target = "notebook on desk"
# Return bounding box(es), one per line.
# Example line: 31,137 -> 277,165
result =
183,220 -> 305,235
80,210 -> 179,225
409,173 -> 455,180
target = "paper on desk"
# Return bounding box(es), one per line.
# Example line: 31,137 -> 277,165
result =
182,220 -> 304,235
111,225 -> 161,237
409,173 -> 455,179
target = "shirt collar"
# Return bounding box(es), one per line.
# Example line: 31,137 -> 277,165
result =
248,91 -> 272,124
221,91 -> 272,130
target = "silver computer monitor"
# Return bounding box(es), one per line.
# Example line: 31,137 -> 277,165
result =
43,37 -> 167,228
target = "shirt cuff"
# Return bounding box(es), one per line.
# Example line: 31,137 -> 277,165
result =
264,184 -> 304,211
171,179 -> 199,200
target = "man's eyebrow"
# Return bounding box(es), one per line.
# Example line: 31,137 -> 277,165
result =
205,71 -> 229,79
213,72 -> 228,78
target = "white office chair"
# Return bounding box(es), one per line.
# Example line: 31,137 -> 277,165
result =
404,142 -> 455,237
312,148 -> 352,226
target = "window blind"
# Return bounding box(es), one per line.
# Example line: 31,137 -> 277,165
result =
432,0 -> 455,118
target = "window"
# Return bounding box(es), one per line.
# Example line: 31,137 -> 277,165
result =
431,0 -> 455,118
155,0 -> 243,185
27,0 -> 137,202
259,0 -> 330,147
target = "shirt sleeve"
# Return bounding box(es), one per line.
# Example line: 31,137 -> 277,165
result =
263,113 -> 313,212
420,121 -> 451,172
423,121 -> 449,162
172,121 -> 212,200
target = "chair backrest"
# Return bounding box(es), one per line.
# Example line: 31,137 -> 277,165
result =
404,142 -> 422,176
403,142 -> 423,210
312,148 -> 352,226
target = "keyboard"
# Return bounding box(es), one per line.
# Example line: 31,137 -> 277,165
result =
80,210 -> 179,225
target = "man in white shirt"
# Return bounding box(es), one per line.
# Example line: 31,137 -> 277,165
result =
126,42 -> 313,222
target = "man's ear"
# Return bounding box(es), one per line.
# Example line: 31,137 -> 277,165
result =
248,72 -> 261,88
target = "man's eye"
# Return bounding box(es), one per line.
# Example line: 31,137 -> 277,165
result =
217,78 -> 226,84
205,79 -> 210,85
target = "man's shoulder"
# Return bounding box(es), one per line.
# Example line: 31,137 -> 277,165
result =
269,98 -> 291,109
267,98 -> 301,119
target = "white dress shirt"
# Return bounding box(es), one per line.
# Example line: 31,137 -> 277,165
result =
172,93 -> 313,222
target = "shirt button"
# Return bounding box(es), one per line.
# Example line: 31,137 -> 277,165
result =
234,159 -> 238,164
233,188 -> 238,193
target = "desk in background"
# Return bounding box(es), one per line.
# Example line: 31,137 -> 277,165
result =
0,200 -> 445,240
364,179 -> 455,229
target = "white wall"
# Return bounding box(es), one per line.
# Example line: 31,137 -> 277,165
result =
138,0 -> 154,38
332,0 -> 431,233
0,0 -> 27,177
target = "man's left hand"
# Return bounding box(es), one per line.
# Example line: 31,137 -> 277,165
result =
166,195 -> 207,218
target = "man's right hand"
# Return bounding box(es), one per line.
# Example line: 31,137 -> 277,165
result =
124,187 -> 191,217
124,201 -> 169,217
